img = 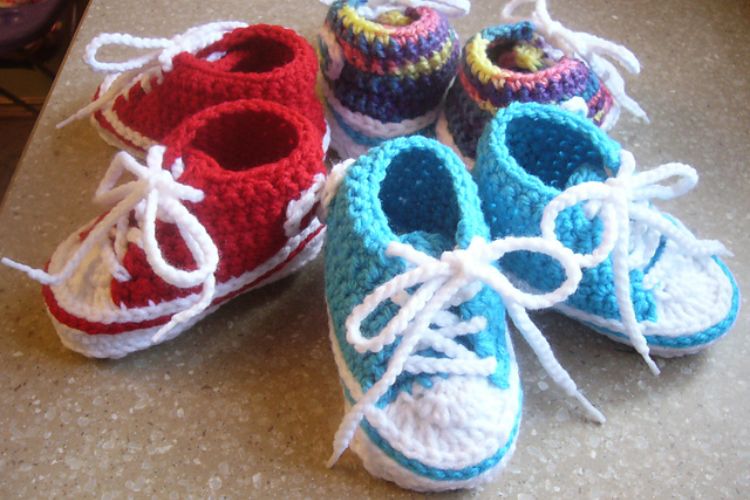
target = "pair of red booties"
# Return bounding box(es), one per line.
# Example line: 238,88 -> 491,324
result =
4,22 -> 329,358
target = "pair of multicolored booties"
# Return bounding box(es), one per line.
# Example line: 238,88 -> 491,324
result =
319,0 -> 648,160
4,22 -> 331,358
322,103 -> 739,491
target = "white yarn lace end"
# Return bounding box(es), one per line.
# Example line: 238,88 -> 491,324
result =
327,234 -> 605,466
317,158 -> 356,223
3,146 -> 221,344
502,0 -> 648,123
541,149 -> 729,375
57,21 -> 247,129
560,96 -> 589,117
284,173 -> 328,238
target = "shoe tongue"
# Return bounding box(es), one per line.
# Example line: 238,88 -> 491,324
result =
563,163 -> 667,271
398,231 -> 453,256
564,163 -> 608,189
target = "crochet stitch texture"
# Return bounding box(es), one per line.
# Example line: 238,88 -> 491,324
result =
61,23 -> 326,155
323,136 -> 521,490
473,102 -> 740,359
438,20 -> 613,163
322,134 -> 618,492
4,99 -> 327,358
319,0 -> 460,158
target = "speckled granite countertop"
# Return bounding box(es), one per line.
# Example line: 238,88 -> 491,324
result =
1,0 -> 748,497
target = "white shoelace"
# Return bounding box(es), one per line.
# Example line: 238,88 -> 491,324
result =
57,21 -> 247,129
320,0 -> 470,19
327,233 -> 608,466
501,0 -> 648,124
283,173 -> 327,238
3,146 -> 220,342
540,150 -> 730,375
317,158 -> 355,221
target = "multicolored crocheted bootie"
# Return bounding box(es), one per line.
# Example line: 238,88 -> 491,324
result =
437,0 -> 648,166
473,102 -> 740,374
318,0 -> 466,158
59,22 -> 327,155
321,135 -> 603,491
4,99 -> 326,358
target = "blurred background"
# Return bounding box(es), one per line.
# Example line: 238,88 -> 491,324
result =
0,0 -> 87,200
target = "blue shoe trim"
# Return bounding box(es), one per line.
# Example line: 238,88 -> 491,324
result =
574,257 -> 740,350
475,103 -> 662,324
325,137 -> 520,481
326,136 -> 511,393
342,386 -> 523,482
475,103 -> 742,344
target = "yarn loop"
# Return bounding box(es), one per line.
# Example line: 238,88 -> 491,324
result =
502,0 -> 648,123
3,146 -> 221,343
328,233 -> 606,467
57,21 -> 247,128
541,150 -> 730,374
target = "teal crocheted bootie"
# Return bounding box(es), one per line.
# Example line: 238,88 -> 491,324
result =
321,135 -> 594,491
473,102 -> 740,373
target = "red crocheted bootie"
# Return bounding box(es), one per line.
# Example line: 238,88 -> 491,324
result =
59,22 -> 328,155
5,99 -> 327,358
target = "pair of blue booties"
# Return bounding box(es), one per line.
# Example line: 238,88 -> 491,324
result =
320,102 -> 739,491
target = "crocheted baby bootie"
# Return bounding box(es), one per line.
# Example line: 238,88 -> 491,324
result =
59,22 -> 327,155
473,102 -> 739,373
318,0 -> 467,158
321,135 -> 602,491
437,0 -> 648,166
4,99 -> 327,358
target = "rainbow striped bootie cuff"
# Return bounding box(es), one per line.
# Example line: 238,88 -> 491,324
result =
319,0 -> 461,158
438,0 -> 648,166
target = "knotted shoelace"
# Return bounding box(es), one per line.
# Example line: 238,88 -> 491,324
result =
502,0 -> 648,124
541,150 -> 730,374
322,160 -> 606,467
3,146 -> 220,342
57,21 -> 247,128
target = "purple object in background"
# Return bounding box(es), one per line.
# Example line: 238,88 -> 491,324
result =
0,0 -> 68,53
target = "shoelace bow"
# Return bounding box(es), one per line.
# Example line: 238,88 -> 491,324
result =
57,21 -> 247,128
540,150 -> 730,375
502,0 -> 648,123
319,0 -> 470,19
323,159 -> 607,465
3,146 -> 220,343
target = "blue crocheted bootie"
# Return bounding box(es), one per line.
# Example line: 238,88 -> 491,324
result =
473,102 -> 740,373
321,135 -> 597,491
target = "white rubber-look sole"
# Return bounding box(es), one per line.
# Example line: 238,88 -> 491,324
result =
90,112 -> 150,158
51,226 -> 325,359
325,107 -> 370,160
323,96 -> 442,161
326,309 -> 521,491
594,328 -> 720,358
557,311 -> 722,359
350,411 -> 519,492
